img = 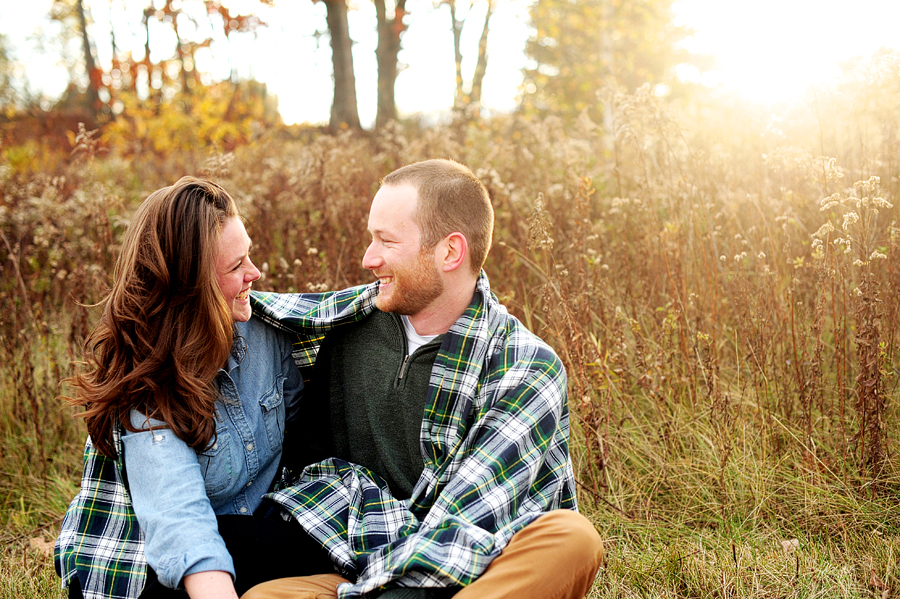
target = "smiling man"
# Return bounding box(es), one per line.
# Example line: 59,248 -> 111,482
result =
249,159 -> 604,599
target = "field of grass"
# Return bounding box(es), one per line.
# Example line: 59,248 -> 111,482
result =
2,55 -> 900,597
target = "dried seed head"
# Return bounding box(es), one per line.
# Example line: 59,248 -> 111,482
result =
527,195 -> 555,251
813,222 -> 835,238
842,212 -> 859,231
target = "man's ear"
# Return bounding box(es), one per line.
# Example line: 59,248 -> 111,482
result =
439,232 -> 468,273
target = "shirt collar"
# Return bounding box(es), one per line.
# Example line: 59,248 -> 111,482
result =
223,328 -> 247,374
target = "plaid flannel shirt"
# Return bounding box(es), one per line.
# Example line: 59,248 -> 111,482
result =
54,427 -> 147,599
252,272 -> 577,598
54,284 -> 379,599
53,275 -> 577,599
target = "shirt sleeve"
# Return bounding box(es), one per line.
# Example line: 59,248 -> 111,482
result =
122,412 -> 235,589
269,346 -> 572,596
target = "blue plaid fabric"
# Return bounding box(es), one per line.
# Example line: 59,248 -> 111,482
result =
53,275 -> 577,599
53,284 -> 385,599
254,272 -> 577,598
54,428 -> 147,599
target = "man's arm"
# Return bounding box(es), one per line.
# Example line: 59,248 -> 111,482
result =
269,345 -> 574,597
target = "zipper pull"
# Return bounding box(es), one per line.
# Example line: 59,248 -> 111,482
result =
398,355 -> 410,380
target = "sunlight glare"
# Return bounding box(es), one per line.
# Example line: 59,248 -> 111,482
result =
674,0 -> 900,103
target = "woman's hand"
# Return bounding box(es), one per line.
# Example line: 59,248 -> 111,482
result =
184,570 -> 240,599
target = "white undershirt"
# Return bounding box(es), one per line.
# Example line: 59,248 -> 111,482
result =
401,315 -> 439,355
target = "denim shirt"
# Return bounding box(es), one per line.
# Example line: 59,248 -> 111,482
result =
121,316 -> 303,589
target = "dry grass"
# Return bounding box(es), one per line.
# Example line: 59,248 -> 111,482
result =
2,51 -> 899,597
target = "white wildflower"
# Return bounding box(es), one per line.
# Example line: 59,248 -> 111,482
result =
813,222 -> 835,238
842,212 -> 859,231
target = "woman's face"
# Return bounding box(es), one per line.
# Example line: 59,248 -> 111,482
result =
215,217 -> 261,322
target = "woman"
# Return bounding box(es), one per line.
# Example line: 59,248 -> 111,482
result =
55,177 -> 331,599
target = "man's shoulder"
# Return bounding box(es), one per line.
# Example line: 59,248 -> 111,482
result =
487,299 -> 560,360
468,300 -> 566,393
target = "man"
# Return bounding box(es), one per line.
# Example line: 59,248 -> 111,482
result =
248,159 -> 604,599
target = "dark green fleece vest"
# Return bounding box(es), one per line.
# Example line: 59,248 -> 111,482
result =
300,310 -> 443,499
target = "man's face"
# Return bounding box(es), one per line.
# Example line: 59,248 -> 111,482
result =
362,184 -> 443,316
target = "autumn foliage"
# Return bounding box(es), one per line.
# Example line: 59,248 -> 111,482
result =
1,41 -> 900,598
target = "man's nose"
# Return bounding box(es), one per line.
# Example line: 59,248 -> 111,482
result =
362,242 -> 382,270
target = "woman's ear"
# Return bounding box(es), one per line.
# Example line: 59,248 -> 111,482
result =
439,232 -> 468,273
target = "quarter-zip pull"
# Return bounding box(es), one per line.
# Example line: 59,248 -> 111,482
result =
398,355 -> 410,380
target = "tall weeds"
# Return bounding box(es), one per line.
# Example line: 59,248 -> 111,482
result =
1,51 -> 899,597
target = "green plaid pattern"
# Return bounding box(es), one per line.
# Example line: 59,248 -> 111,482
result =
52,276 -> 576,599
256,273 -> 576,598
53,284 -> 381,599
54,428 -> 147,599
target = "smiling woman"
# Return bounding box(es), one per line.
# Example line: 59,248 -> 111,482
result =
54,177 -> 329,599
215,217 -> 261,324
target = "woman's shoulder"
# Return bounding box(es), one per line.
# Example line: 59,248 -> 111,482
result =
238,314 -> 286,337
126,407 -> 168,431
235,315 -> 295,357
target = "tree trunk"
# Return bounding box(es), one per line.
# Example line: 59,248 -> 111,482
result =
374,0 -> 406,129
75,0 -> 102,116
324,0 -> 360,131
171,7 -> 192,112
448,0 -> 464,107
468,0 -> 493,106
141,8 -> 161,112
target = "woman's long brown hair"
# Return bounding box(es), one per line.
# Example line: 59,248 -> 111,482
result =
68,177 -> 238,458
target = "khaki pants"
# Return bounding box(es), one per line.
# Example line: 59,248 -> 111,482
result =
241,510 -> 604,599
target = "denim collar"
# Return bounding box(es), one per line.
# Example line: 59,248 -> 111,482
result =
223,328 -> 247,374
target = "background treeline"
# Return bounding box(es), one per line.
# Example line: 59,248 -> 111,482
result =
1,0 -> 696,145
2,1 -> 900,598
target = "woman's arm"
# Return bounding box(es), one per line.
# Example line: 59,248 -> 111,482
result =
122,412 -> 236,590
184,570 -> 240,599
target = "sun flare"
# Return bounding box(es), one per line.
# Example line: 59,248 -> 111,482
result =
674,0 -> 900,104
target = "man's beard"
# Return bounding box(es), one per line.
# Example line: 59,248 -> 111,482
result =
376,249 -> 444,316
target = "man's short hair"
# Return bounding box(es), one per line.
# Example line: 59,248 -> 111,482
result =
382,159 -> 494,274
